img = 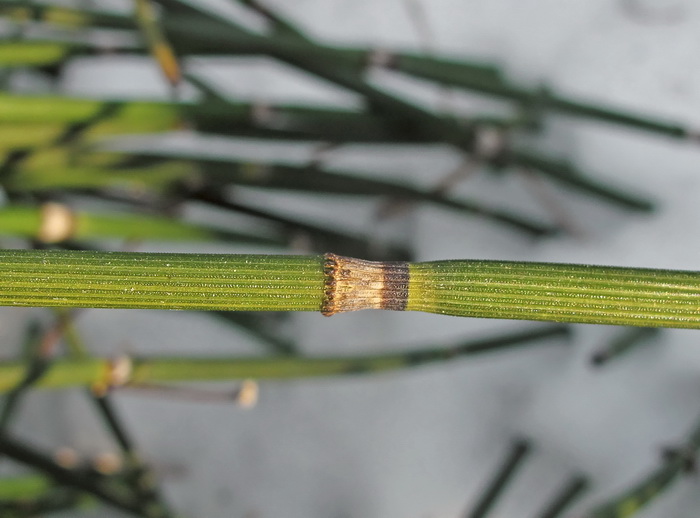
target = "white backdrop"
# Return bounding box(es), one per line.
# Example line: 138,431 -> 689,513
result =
3,0 -> 700,516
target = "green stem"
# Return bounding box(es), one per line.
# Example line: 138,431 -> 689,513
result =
188,169 -> 555,237
59,323 -> 174,518
466,439 -> 532,518
134,0 -> 181,87
590,327 -> 660,366
0,434 -> 144,516
158,1 -> 697,146
234,0 -> 311,40
0,250 -> 699,328
6,1 -> 693,141
0,487 -> 90,517
0,474 -> 52,500
90,395 -> 172,518
584,411 -> 700,517
0,91 -> 650,212
407,259 -> 700,328
584,457 -> 685,518
0,320 -> 44,430
0,205 -> 282,246
210,311 -> 298,355
535,475 -> 589,518
168,16 -> 654,212
510,151 -> 654,212
0,42 -> 71,67
197,197 -> 413,261
0,2 -> 135,30
0,325 -> 567,392
0,250 -> 323,311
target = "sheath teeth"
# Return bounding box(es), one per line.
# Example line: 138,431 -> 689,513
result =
321,253 -> 409,316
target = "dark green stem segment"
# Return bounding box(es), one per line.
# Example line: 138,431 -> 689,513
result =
584,411 -> 700,517
0,434 -> 144,516
0,250 -> 699,329
590,327 -> 660,366
466,439 -> 532,518
0,325 -> 568,393
536,475 -> 589,518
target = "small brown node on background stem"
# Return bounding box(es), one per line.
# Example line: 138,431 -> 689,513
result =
93,452 -> 124,475
235,379 -> 259,409
321,253 -> 409,316
53,447 -> 80,469
91,356 -> 133,396
38,202 -> 77,243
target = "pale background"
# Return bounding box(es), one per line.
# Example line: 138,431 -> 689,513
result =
2,0 -> 700,516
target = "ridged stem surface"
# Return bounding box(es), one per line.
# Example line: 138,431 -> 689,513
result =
1,251 -> 700,328
0,250 -> 324,311
408,260 -> 700,328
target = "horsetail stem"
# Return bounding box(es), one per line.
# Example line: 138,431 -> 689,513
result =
0,434 -> 146,517
133,0 -> 181,87
0,326 -> 567,393
536,475 -> 589,518
0,250 -> 699,328
0,250 -> 323,312
590,327 -> 660,366
466,439 -> 532,518
584,441 -> 698,517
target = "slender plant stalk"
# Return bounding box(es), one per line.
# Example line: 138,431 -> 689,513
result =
224,0 -> 697,142
90,395 -> 172,518
0,91 -> 653,212
584,411 -> 700,517
0,320 -> 44,430
0,42 -> 71,66
59,323 -> 174,518
0,2 -> 133,30
4,160 -> 193,193
185,166 -> 555,237
535,475 -> 589,518
4,1 -> 694,145
583,450 -> 691,518
405,259 -> 700,327
0,474 -> 91,515
192,196 -> 413,260
210,311 -> 298,355
0,250 -> 699,328
590,327 -> 660,366
0,434 -> 146,517
0,490 -> 90,517
0,204 -> 283,246
508,151 -> 654,211
0,250 -> 323,311
465,439 -> 532,518
0,474 -> 53,500
0,325 -> 567,393
133,0 -> 181,87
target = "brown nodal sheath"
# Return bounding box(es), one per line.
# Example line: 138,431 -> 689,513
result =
322,253 -> 409,316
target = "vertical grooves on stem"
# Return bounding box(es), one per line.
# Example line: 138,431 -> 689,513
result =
0,250 -> 325,311
407,260 -> 700,328
465,439 -> 532,518
0,251 -> 699,328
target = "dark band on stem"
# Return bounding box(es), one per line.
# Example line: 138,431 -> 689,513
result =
321,253 -> 409,316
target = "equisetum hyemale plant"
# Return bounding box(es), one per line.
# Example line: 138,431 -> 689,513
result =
1,249 -> 699,329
